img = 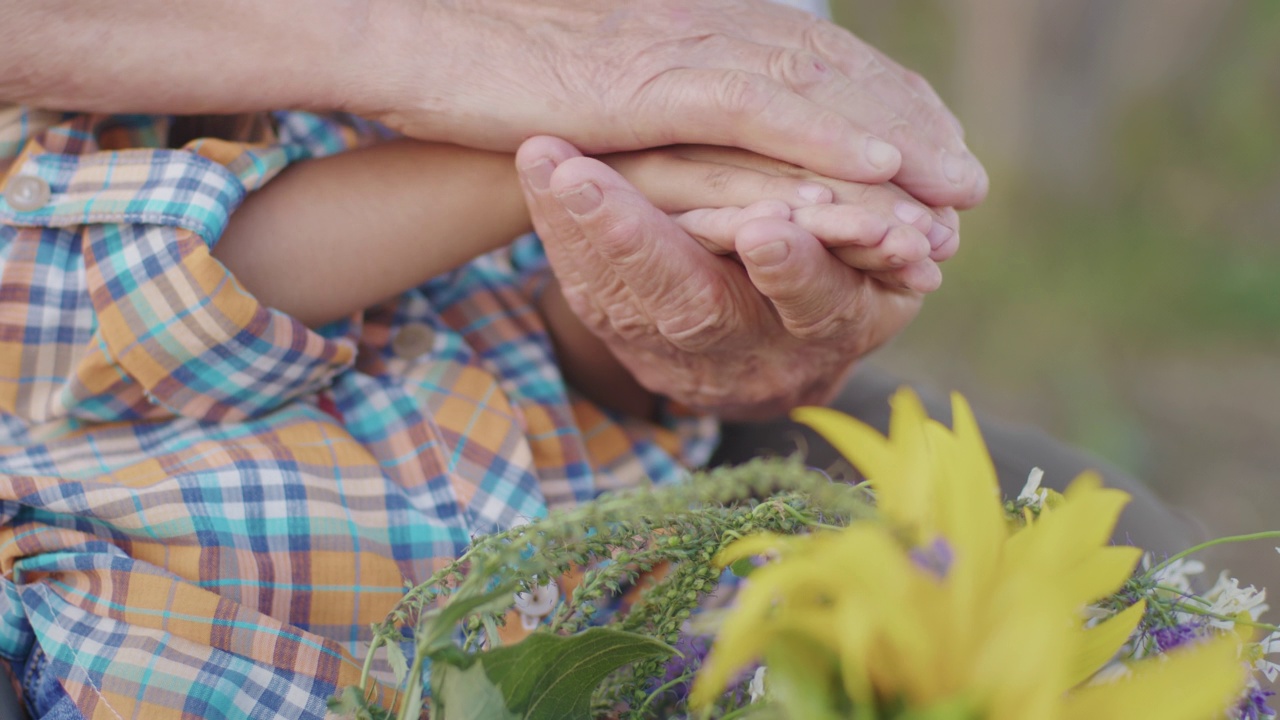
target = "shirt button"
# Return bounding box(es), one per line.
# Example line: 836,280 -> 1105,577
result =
391,322 -> 435,359
4,175 -> 51,212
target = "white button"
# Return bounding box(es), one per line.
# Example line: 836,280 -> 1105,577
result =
391,322 -> 434,359
513,579 -> 558,617
4,175 -> 51,212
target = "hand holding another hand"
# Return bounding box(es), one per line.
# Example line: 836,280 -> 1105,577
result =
370,0 -> 987,209
517,136 -> 924,420
599,144 -> 960,293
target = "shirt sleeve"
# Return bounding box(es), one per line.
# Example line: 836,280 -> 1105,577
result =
0,112 -> 393,423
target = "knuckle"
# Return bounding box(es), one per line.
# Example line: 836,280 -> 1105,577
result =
902,69 -> 935,96
880,118 -> 916,147
593,213 -> 650,268
783,284 -> 870,342
714,70 -> 777,119
768,47 -> 830,93
607,303 -> 656,342
800,18 -> 849,57
654,283 -> 736,349
858,50 -> 887,76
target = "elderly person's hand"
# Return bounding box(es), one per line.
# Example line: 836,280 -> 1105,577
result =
4,0 -> 984,207
517,136 -> 923,421
375,0 -> 985,209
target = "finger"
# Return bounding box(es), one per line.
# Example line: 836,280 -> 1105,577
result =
516,136 -> 596,274
862,43 -> 966,139
674,201 -> 792,254
795,20 -> 964,139
726,21 -> 989,207
789,193 -> 933,247
828,224 -> 932,269
631,67 -> 903,185
516,136 -> 621,333
545,155 -> 754,352
863,259 -> 944,295
928,206 -> 961,261
735,217 -> 921,347
600,149 -> 834,212
665,144 -> 963,253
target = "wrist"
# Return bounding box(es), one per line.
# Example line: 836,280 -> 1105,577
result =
343,0 -> 462,138
302,0 -> 414,115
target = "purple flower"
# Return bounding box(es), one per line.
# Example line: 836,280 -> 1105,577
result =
1151,619 -> 1209,652
649,634 -> 757,710
909,538 -> 954,579
660,634 -> 711,685
1235,685 -> 1276,720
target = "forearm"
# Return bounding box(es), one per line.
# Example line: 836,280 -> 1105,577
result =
214,139 -> 530,327
0,0 -> 383,114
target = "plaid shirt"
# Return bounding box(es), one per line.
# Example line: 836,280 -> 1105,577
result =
0,106 -> 717,719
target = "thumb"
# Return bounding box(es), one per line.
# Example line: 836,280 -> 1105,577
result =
515,135 -> 590,261
545,155 -> 751,352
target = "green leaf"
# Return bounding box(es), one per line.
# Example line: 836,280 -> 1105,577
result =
417,582 -> 519,655
327,686 -> 392,720
479,628 -> 673,720
432,659 -> 520,720
384,640 -> 410,687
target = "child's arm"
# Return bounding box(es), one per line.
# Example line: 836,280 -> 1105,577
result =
214,139 -> 530,327
215,139 -> 662,417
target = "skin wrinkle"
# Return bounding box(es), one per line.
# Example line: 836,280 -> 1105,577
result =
3,0 -> 986,204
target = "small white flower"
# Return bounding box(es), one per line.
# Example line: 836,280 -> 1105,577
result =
1253,631 -> 1280,683
749,666 -> 768,703
514,578 -> 559,630
1150,557 -> 1207,595
1017,467 -> 1048,510
1203,572 -> 1269,628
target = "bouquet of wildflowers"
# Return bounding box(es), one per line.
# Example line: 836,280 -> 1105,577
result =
333,389 -> 1278,720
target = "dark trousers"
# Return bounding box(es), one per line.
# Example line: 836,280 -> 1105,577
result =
713,364 -> 1201,556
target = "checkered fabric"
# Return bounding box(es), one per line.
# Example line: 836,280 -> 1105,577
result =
0,106 -> 718,720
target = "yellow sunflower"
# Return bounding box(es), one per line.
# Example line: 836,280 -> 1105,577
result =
691,388 -> 1245,720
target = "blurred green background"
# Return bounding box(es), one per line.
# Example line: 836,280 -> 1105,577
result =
833,0 -> 1280,593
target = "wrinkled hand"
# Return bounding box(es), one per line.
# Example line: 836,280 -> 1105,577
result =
598,144 -> 961,293
369,0 -> 986,208
516,136 -> 923,421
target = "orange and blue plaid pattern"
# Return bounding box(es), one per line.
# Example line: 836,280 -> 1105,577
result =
0,106 -> 717,719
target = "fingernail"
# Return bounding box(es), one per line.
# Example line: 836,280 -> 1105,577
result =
893,201 -> 928,229
926,223 -> 954,251
557,182 -> 602,216
885,253 -> 907,268
941,150 -> 968,186
865,137 -> 900,172
522,159 -> 555,191
796,183 -> 832,204
744,240 -> 790,267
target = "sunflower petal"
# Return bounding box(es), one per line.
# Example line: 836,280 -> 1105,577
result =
1063,600 -> 1146,690
1060,634 -> 1247,720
